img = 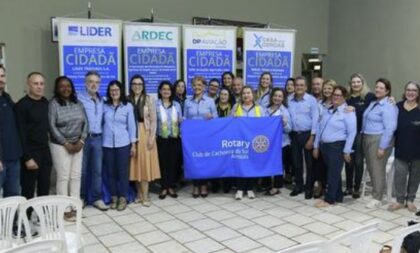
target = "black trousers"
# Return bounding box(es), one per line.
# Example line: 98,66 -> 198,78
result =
290,131 -> 314,191
21,148 -> 52,199
345,133 -> 364,191
237,178 -> 254,191
157,137 -> 181,189
263,145 -> 292,188
313,152 -> 327,187
193,179 -> 208,187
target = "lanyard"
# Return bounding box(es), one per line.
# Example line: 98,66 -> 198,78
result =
319,108 -> 338,141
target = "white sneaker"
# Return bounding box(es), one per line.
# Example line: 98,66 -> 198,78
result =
247,191 -> 255,199
235,190 -> 243,200
93,200 -> 110,211
366,199 -> 382,209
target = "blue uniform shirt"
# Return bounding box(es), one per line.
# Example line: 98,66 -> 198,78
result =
267,105 -> 292,147
78,92 -> 103,134
102,102 -> 137,148
257,90 -> 271,108
361,96 -> 398,149
184,95 -> 218,120
314,104 -> 357,154
156,99 -> 183,138
288,93 -> 319,134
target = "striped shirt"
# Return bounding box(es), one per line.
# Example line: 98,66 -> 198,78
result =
48,98 -> 88,145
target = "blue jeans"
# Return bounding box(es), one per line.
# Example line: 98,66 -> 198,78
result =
103,145 -> 130,198
81,136 -> 103,203
320,141 -> 345,204
0,159 -> 21,197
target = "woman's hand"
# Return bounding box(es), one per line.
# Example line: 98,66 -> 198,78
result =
344,154 -> 351,163
130,144 -> 137,157
64,143 -> 75,154
312,149 -> 319,159
147,136 -> 155,150
377,149 -> 385,159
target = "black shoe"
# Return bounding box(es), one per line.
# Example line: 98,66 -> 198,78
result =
223,187 -> 231,194
265,189 -> 280,196
158,190 -> 167,200
211,184 -> 220,193
289,189 -> 302,197
201,192 -> 208,198
416,210 -> 420,216
343,189 -> 353,196
352,191 -> 360,199
168,189 -> 178,198
192,193 -> 200,198
305,191 -> 313,199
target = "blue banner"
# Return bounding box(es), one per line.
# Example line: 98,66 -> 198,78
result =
182,117 -> 283,179
245,50 -> 291,89
185,49 -> 233,94
127,46 -> 178,93
63,45 -> 119,96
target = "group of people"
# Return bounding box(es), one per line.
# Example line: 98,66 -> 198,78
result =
1,64 -> 419,223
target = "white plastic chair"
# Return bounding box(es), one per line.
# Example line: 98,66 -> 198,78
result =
18,196 -> 83,253
2,239 -> 64,253
325,222 -> 379,253
390,223 -> 420,253
277,241 -> 325,253
0,196 -> 27,251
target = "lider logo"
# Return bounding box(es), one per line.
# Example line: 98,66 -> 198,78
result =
252,135 -> 270,153
68,26 -> 79,36
68,25 -> 112,37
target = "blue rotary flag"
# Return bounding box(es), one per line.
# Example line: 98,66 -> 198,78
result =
181,116 -> 283,179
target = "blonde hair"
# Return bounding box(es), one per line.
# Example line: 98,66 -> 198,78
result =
323,79 -> 337,89
348,73 -> 370,99
256,72 -> 273,100
322,79 -> 337,102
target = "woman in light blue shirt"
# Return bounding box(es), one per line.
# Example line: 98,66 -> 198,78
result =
313,79 -> 336,199
255,72 -> 273,108
156,81 -> 183,200
264,88 -> 292,196
313,86 -> 356,208
361,78 -> 398,209
102,80 -> 137,211
231,86 -> 266,200
184,76 -> 218,198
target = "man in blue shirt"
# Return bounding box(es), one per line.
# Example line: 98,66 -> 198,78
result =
0,64 -> 22,197
288,76 -> 319,199
79,71 -> 109,210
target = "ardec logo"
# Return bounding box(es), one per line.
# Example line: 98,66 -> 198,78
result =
131,30 -> 173,41
68,25 -> 112,37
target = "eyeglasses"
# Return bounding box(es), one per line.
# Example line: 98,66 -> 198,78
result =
131,82 -> 143,86
332,93 -> 343,97
406,89 -> 418,92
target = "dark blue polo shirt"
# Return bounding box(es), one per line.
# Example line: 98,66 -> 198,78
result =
0,92 -> 22,161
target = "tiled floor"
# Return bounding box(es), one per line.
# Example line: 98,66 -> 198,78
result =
78,186 -> 420,253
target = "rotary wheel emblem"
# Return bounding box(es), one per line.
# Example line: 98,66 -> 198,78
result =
252,135 -> 269,153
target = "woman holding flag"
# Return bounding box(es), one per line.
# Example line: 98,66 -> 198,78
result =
184,76 -> 218,198
231,86 -> 266,200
